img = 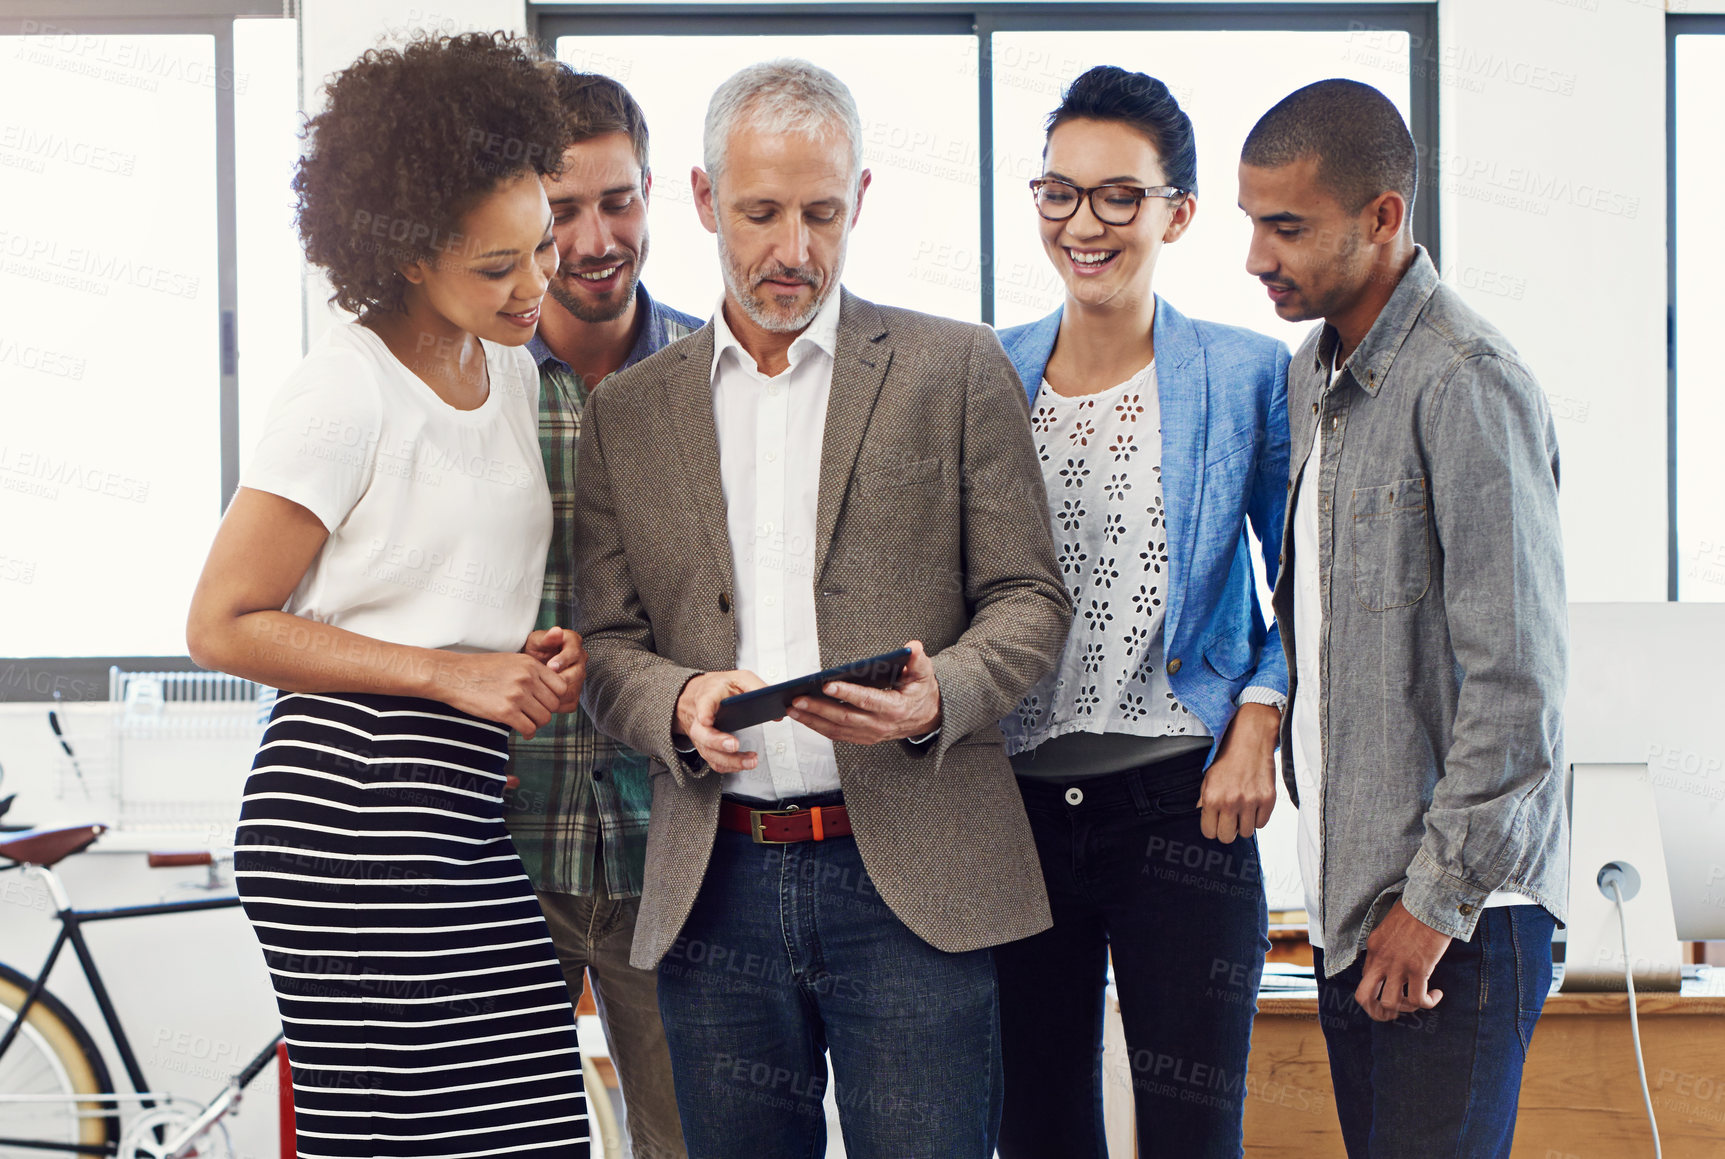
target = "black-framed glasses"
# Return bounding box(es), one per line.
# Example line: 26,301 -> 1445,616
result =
1029,179 -> 1188,226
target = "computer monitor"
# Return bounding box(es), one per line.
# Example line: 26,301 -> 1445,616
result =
1565,602 -> 1725,942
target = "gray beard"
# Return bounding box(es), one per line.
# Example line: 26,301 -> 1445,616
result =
717,229 -> 841,334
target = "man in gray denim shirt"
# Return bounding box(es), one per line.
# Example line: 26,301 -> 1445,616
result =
1239,80 -> 1567,1158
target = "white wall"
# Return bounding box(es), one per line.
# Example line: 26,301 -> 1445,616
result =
1439,0 -> 1668,602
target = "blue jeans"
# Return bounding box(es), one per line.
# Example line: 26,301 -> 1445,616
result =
656,792 -> 1002,1159
1314,904 -> 1557,1158
995,750 -> 1269,1159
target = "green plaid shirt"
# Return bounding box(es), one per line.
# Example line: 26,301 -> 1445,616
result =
505,285 -> 702,897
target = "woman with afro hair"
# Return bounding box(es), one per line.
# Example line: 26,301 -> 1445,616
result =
188,31 -> 590,1158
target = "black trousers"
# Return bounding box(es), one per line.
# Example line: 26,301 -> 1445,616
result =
995,748 -> 1270,1159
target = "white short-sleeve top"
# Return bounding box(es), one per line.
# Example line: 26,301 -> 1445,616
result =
239,321 -> 552,655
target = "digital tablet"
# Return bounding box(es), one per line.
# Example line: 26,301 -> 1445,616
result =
712,648 -> 913,735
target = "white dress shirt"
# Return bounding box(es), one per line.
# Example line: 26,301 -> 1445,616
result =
1291,360 -> 1531,950
709,290 -> 843,803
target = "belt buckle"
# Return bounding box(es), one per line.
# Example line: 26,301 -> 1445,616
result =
748,805 -> 801,845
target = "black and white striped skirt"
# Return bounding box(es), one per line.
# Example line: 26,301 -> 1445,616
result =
234,692 -> 589,1159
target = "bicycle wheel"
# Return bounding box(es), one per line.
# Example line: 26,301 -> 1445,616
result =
0,960 -> 119,1159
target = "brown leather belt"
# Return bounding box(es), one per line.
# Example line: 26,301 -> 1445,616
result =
719,800 -> 853,844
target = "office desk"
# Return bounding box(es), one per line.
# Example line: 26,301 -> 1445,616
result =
1244,987 -> 1725,1156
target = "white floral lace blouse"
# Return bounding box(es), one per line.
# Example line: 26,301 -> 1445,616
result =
1004,361 -> 1210,756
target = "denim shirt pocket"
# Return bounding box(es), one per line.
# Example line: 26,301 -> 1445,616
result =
1350,475 -> 1432,611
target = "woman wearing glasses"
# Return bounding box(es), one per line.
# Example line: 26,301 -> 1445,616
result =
995,66 -> 1290,1158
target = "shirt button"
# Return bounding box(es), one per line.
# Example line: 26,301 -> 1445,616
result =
762,522 -> 775,535
764,595 -> 777,607
775,743 -> 786,755
1167,658 -> 1182,675
1064,787 -> 1083,806
1458,903 -> 1475,916
591,768 -> 605,783
764,451 -> 777,463
1311,403 -> 1319,415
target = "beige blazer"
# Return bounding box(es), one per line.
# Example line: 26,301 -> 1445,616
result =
571,290 -> 1073,968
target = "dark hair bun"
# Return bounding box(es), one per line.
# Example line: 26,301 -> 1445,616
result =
1046,65 -> 1197,194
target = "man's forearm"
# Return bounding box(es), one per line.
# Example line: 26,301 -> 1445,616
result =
580,642 -> 703,778
927,578 -> 1072,747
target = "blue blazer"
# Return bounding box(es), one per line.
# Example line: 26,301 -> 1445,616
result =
999,298 -> 1291,756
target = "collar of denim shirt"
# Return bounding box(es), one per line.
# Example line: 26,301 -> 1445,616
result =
1313,244 -> 1441,397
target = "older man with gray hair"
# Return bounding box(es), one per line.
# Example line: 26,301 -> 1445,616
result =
570,59 -> 1072,1156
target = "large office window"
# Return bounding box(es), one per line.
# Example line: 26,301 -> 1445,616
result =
4,4 -> 1438,684
552,33 -> 983,322
1671,21 -> 1725,601
0,29 -> 221,659
0,8 -> 301,678
989,29 -> 1411,343
537,3 -> 1437,347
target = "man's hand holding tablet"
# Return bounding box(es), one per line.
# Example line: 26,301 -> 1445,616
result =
672,641 -> 943,773
673,669 -> 767,774
712,648 -> 912,734
786,640 -> 942,746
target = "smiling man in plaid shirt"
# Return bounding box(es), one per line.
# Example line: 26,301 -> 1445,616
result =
506,66 -> 700,1159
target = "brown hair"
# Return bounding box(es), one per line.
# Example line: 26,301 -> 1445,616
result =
542,64 -> 650,172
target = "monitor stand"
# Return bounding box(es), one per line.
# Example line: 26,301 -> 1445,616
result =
1562,762 -> 1682,992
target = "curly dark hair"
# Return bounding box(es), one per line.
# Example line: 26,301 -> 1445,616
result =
294,31 -> 572,317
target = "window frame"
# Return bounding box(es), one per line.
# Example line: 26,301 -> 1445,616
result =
0,0 -> 287,697
530,1 -> 1443,324
1665,13 -> 1725,601
2,0 -> 1442,692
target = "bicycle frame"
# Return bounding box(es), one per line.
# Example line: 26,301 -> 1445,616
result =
0,862 -> 282,1157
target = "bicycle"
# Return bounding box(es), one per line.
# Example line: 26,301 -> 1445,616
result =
0,820 -> 281,1159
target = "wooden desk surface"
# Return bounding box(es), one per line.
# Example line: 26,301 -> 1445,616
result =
1256,989 -> 1725,1018
1246,990 -> 1725,1157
